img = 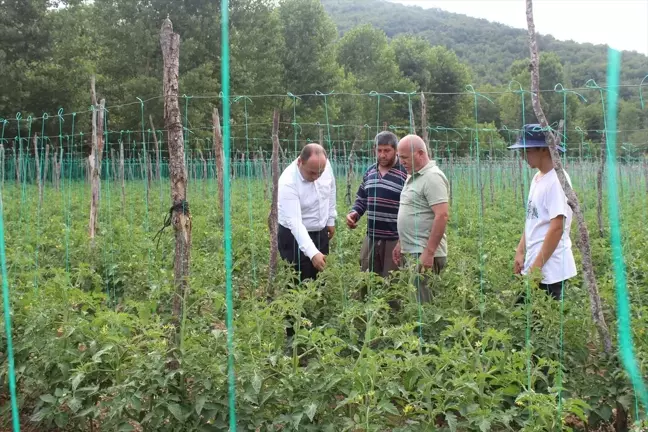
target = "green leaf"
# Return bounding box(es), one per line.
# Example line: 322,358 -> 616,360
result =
30,407 -> 51,422
305,403 -> 317,422
54,412 -> 69,428
252,371 -> 262,394
92,344 -> 114,362
596,404 -> 613,421
71,373 -> 84,392
204,379 -> 212,390
40,394 -> 57,404
68,397 -> 82,413
378,400 -> 399,416
446,412 -> 458,432
167,403 -> 185,422
617,394 -> 632,410
118,423 -> 135,432
75,406 -> 96,418
195,395 -> 206,415
479,418 -> 491,432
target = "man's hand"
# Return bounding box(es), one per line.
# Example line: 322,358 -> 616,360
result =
514,250 -> 525,274
327,226 -> 336,239
346,212 -> 359,229
311,253 -> 327,271
420,248 -> 435,269
392,241 -> 401,265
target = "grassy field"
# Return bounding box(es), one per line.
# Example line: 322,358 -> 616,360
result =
1,157 -> 648,431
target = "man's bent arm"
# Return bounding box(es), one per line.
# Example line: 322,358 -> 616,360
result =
279,183 -> 320,259
350,172 -> 368,219
530,216 -> 564,269
424,202 -> 449,255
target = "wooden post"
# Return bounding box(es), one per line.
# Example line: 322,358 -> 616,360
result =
34,133 -> 43,207
268,109 -> 280,290
89,76 -> 105,241
259,149 -> 268,200
161,17 -> 192,362
44,140 -> 50,185
597,134 -> 606,237
119,140 -> 125,212
526,0 -> 612,353
345,127 -> 363,205
199,149 -> 207,195
0,144 -> 4,190
150,115 -> 162,181
421,92 -> 429,156
110,149 -> 117,182
13,145 -> 18,184
53,149 -> 61,191
489,137 -> 494,206
644,155 -> 648,195
213,108 -> 224,211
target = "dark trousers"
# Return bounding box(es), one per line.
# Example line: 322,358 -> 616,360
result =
278,224 -> 329,282
278,224 -> 329,340
516,280 -> 566,305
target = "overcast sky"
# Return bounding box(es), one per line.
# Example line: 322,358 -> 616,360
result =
390,0 -> 648,56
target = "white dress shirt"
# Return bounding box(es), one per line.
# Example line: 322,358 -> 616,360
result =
278,158 -> 337,259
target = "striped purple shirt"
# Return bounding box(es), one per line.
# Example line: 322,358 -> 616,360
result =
351,162 -> 408,240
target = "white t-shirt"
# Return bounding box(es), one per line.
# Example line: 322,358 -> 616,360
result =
522,169 -> 577,284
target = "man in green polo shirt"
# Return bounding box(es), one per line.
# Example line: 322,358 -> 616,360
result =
392,134 -> 450,303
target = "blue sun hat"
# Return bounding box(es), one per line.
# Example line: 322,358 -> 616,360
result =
507,123 -> 566,152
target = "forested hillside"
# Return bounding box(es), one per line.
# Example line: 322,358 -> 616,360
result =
322,0 -> 648,88
1,0 -> 646,153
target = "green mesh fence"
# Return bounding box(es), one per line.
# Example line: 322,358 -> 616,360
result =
1,52 -> 648,430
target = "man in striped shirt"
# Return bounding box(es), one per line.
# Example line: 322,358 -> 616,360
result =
346,131 -> 407,279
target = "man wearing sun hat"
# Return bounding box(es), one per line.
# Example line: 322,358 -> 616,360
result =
509,124 -> 577,301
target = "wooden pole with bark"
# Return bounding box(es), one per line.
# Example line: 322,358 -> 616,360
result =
268,109 -> 280,291
259,149 -> 269,200
52,149 -> 60,191
33,133 -> 43,208
43,141 -> 50,189
14,145 -> 18,184
421,92 -> 429,155
526,0 -> 612,353
161,16 -> 192,360
89,76 -> 105,241
597,134 -> 606,237
110,149 -> 117,183
199,149 -> 207,195
119,140 -> 125,212
213,108 -> 225,211
0,144 -> 4,190
345,127 -> 363,205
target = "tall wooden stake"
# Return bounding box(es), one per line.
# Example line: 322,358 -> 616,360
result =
43,141 -> 50,190
213,108 -> 225,211
345,127 -> 363,205
597,134 -> 606,237
89,76 -> 105,242
421,92 -> 429,155
33,133 -> 43,208
268,109 -> 280,291
161,16 -> 191,362
119,140 -> 125,212
526,0 -> 612,353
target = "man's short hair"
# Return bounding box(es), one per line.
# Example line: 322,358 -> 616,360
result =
375,131 -> 398,149
299,143 -> 327,163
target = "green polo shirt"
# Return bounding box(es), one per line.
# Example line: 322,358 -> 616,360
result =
397,160 -> 449,256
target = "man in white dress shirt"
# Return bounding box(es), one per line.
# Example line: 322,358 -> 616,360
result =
278,143 -> 337,281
